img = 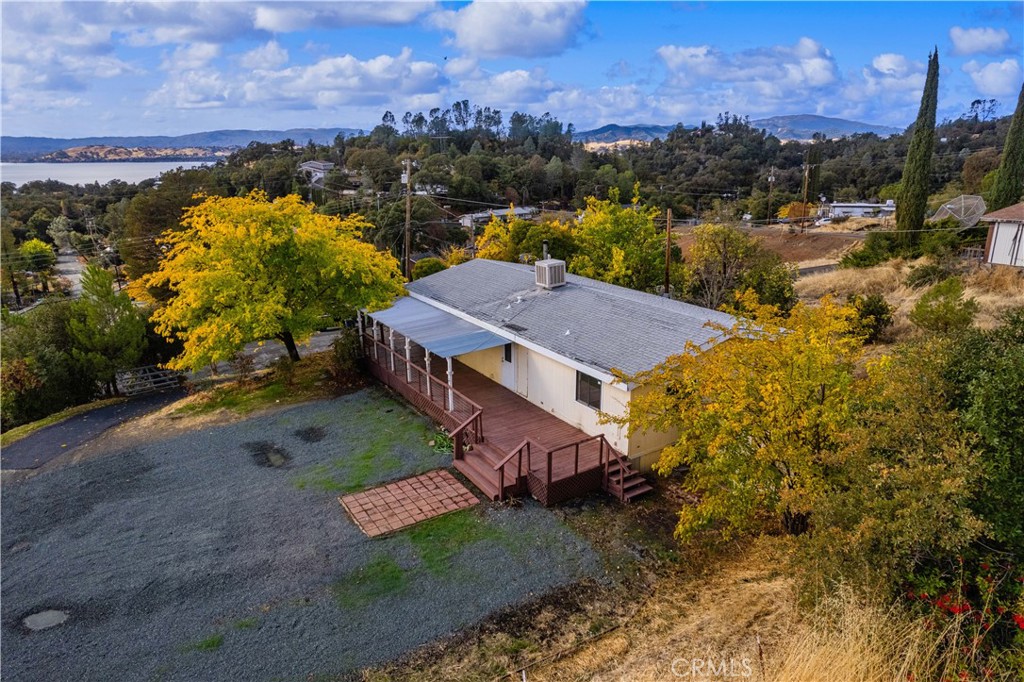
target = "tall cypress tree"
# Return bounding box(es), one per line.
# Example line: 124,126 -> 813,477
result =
895,50 -> 939,248
990,82 -> 1024,210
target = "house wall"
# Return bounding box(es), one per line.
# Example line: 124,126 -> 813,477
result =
987,221 -> 1024,267
623,383 -> 680,472
457,346 -> 503,382
460,343 -> 675,472
520,348 -> 629,452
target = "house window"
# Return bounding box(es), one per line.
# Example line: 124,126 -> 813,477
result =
503,343 -> 513,363
575,371 -> 601,410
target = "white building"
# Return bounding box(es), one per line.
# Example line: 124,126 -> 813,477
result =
981,202 -> 1024,268
824,199 -> 896,219
459,206 -> 539,229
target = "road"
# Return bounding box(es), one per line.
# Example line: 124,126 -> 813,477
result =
0,390 -> 186,470
54,249 -> 85,295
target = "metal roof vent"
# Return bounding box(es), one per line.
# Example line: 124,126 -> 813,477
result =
535,259 -> 566,289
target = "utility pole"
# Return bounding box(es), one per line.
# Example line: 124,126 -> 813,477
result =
766,166 -> 776,225
801,152 -> 810,233
404,158 -> 412,280
664,208 -> 672,297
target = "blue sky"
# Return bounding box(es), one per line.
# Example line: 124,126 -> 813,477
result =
2,1 -> 1022,138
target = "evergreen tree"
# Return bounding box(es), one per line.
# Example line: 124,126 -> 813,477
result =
989,82 -> 1024,210
895,50 -> 939,247
69,264 -> 147,396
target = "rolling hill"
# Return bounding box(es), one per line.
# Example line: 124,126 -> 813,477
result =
575,115 -> 902,144
1,128 -> 361,162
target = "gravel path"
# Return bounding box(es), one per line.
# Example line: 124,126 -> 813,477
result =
1,388 -> 602,682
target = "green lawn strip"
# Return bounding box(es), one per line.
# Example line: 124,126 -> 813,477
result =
330,556 -> 409,609
405,509 -> 506,575
0,397 -> 128,447
180,632 -> 224,653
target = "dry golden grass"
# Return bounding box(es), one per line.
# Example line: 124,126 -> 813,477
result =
963,265 -> 1024,329
796,261 -> 1024,341
527,538 -> 798,682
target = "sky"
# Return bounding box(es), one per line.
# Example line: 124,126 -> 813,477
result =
2,1 -> 1023,139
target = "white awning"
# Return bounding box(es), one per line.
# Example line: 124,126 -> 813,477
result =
367,296 -> 508,358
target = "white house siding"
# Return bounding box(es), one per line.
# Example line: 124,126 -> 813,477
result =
458,346 -> 503,383
987,222 -> 1024,268
623,383 -> 681,472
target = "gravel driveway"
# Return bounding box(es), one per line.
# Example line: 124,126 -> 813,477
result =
1,388 -> 602,681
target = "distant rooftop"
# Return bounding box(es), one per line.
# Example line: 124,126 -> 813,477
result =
406,259 -> 735,379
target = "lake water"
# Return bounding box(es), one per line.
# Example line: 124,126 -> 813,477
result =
0,161 -> 210,186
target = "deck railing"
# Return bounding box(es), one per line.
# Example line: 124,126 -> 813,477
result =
492,433 -> 627,503
362,331 -> 483,440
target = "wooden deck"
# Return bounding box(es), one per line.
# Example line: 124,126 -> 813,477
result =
362,328 -> 652,505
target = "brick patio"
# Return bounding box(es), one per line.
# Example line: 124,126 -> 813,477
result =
339,469 -> 479,537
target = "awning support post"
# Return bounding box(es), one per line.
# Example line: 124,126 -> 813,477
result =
404,337 -> 413,382
372,320 -> 379,361
388,328 -> 395,372
446,356 -> 454,411
425,352 -> 432,398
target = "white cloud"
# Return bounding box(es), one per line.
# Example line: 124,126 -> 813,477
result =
962,59 -> 1023,96
161,43 -> 221,71
433,0 -> 587,58
144,69 -> 232,109
253,2 -> 435,33
239,41 -> 289,70
239,48 -> 446,110
950,26 -> 1011,56
657,37 -> 838,91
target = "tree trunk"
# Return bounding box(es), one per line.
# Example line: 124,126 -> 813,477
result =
782,509 -> 810,536
9,269 -> 22,308
280,331 -> 301,362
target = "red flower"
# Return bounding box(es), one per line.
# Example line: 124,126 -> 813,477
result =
981,562 -> 990,571
996,606 -> 1006,615
1013,613 -> 1024,630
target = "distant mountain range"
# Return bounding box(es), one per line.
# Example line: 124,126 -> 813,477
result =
1,128 -> 362,162
572,124 -> 678,144
574,115 -> 902,144
749,115 -> 902,140
2,115 -> 904,162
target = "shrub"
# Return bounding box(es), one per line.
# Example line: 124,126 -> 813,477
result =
920,219 -> 962,258
905,262 -> 951,288
840,231 -> 902,268
847,293 -> 893,343
326,327 -> 362,392
411,257 -> 446,280
909,277 -> 979,334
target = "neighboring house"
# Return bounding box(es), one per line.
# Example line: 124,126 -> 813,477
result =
459,206 -> 538,230
297,160 -> 334,189
823,199 -> 896,219
358,257 -> 734,505
981,202 -> 1024,268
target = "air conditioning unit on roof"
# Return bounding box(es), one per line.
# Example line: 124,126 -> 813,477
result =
535,259 -> 566,289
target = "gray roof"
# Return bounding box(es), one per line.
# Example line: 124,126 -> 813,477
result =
405,259 -> 735,378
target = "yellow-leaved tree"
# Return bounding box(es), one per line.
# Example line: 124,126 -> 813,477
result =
145,192 -> 403,371
616,292 -> 864,538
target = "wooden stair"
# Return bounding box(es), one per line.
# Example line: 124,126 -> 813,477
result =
603,457 -> 653,503
453,440 -> 523,501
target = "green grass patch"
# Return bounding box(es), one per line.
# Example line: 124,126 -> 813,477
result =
177,351 -> 344,416
330,556 -> 409,609
181,633 -> 224,652
293,392 -> 434,493
232,617 -> 258,630
0,397 -> 127,447
406,509 -> 504,575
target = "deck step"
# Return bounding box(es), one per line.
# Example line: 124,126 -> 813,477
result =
454,457 -> 500,501
602,454 -> 653,503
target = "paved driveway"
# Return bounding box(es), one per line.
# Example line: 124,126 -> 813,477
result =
1,388 -> 602,682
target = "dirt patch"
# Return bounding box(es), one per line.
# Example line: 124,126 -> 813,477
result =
293,426 -> 327,443
242,441 -> 293,468
675,227 -> 858,265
